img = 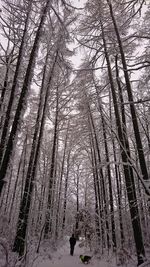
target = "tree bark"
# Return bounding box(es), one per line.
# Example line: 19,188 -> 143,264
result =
107,0 -> 149,195
0,0 -> 51,196
101,106 -> 116,249
89,135 -> 104,250
101,18 -> 146,264
13,50 -> 58,256
44,85 -> 59,238
55,121 -> 69,239
88,105 -> 110,249
0,2 -> 32,165
62,152 -> 70,232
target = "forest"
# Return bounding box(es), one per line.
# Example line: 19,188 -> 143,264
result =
0,0 -> 150,266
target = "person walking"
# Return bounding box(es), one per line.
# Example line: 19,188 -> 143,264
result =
69,234 -> 76,256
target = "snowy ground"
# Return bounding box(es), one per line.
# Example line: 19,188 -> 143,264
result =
1,238 -> 150,267
36,242 -> 103,267
34,241 -> 138,267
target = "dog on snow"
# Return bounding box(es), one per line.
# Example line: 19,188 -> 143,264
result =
79,255 -> 92,264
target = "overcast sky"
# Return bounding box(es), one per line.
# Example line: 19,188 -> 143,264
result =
71,0 -> 87,8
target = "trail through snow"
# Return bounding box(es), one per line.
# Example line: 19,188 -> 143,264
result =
34,241 -> 136,267
35,241 -> 107,267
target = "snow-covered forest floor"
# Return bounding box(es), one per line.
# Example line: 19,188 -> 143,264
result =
1,237 -> 150,267
0,0 -> 150,266
25,240 -> 150,267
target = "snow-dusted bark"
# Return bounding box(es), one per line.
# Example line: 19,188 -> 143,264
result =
0,0 -> 33,167
0,0 -> 51,196
106,0 -> 150,198
13,50 -> 58,256
44,84 -> 59,238
101,18 -> 146,265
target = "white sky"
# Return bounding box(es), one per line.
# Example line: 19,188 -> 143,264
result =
71,0 -> 87,8
68,0 -> 87,68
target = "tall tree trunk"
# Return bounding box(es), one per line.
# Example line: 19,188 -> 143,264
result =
0,0 -> 51,196
13,51 -> 58,256
0,1 -> 32,165
107,0 -> 149,194
0,51 -> 13,115
4,170 -> 13,213
88,106 -> 110,249
44,86 -> 59,238
55,122 -> 69,239
75,170 -> 79,238
112,137 -> 124,247
89,135 -> 104,250
101,107 -> 116,249
93,76 -> 117,249
101,19 -> 146,265
36,155 -> 48,230
0,37 -> 15,113
8,135 -> 28,223
62,152 -> 70,232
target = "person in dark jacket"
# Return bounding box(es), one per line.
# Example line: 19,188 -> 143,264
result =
69,234 -> 76,255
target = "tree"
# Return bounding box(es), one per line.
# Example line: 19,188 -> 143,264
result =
0,0 -> 33,166
76,0 -> 148,264
106,0 -> 150,198
101,16 -> 145,265
13,49 -> 58,255
0,0 -> 51,195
